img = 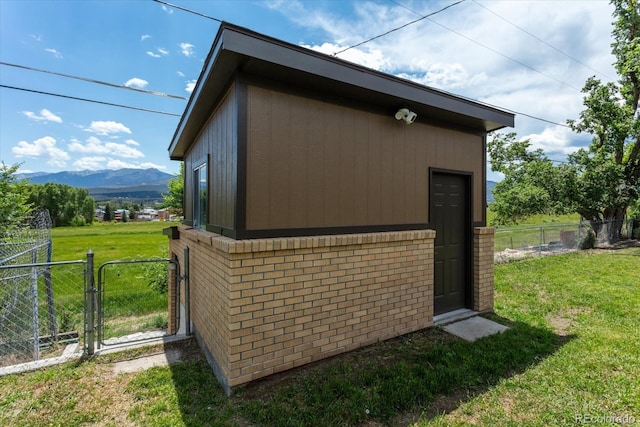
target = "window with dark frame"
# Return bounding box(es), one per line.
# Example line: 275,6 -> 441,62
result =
193,162 -> 207,229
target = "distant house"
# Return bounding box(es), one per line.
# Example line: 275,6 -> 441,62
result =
94,208 -> 105,220
137,208 -> 158,221
165,23 -> 514,394
113,209 -> 129,221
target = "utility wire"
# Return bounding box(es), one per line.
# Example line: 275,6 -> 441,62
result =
0,84 -> 182,117
334,0 -> 465,56
0,62 -> 188,100
501,108 -> 570,128
389,0 -> 582,92
469,0 -> 614,82
148,0 -> 571,128
152,0 -> 223,22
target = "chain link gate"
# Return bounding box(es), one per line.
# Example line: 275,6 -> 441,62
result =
95,258 -> 178,350
0,259 -> 87,367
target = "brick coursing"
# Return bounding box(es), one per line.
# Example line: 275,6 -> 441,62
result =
473,227 -> 495,312
170,227 -> 435,389
168,226 -> 495,391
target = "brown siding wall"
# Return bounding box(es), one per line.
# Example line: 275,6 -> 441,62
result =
245,85 -> 484,231
184,84 -> 237,229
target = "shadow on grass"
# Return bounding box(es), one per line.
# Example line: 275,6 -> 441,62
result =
161,317 -> 573,427
237,315 -> 572,426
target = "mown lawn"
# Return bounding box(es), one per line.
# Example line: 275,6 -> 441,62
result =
1,245 -> 638,426
49,221 -> 174,341
51,221 -> 170,264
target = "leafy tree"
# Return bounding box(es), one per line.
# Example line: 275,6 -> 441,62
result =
490,0 -> 639,243
488,133 -> 576,225
0,162 -> 32,236
27,183 -> 94,227
103,203 -> 113,221
162,162 -> 183,216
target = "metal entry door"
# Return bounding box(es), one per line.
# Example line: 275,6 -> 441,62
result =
96,258 -> 176,348
430,171 -> 472,315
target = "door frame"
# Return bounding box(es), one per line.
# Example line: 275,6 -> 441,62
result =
429,168 -> 474,312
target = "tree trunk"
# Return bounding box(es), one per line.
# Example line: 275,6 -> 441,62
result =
591,210 -> 627,245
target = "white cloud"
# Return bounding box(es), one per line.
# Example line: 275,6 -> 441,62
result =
44,48 -> 62,59
68,136 -> 143,158
105,142 -> 143,158
176,71 -> 185,77
185,79 -> 197,93
125,139 -> 140,146
141,34 -> 151,41
30,34 -> 42,42
397,64 -> 489,90
12,136 -> 69,167
147,47 -> 168,58
106,159 -> 165,169
73,157 -> 166,170
162,5 -> 173,14
179,42 -> 195,57
521,126 -> 584,159
124,78 -> 149,89
73,156 -> 107,170
48,156 -> 68,168
269,0 -> 616,162
84,121 -> 131,136
301,42 -> 390,71
23,109 -> 62,123
68,136 -> 109,154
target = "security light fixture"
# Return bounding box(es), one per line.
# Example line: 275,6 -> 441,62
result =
395,108 -> 417,124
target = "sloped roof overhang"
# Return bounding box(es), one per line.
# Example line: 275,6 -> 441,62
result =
169,23 -> 514,159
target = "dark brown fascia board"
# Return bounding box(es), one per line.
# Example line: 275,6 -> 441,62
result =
168,22 -> 515,159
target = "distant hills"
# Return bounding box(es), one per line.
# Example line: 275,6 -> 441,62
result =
18,169 -> 499,204
18,168 -> 175,202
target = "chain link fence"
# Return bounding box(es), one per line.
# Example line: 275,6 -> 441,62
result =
97,259 -> 170,348
0,211 -> 87,367
494,218 -> 638,263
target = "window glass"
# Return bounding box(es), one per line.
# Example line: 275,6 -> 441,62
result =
194,163 -> 207,229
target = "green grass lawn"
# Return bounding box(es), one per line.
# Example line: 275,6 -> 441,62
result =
487,209 -> 580,228
1,246 -> 638,426
48,221 -> 174,341
51,221 -> 171,264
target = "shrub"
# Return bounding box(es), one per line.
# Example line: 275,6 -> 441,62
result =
70,215 -> 86,227
142,251 -> 169,294
580,227 -> 596,249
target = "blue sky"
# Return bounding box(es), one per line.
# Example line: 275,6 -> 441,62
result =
0,0 -> 616,180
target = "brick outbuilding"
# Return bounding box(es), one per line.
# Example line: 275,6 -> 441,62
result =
166,23 -> 513,394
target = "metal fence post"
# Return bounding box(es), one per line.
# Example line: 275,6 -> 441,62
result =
85,250 -> 95,356
183,245 -> 190,336
539,227 -> 543,256
44,239 -> 57,342
30,249 -> 40,361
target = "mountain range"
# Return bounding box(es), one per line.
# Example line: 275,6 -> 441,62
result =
19,168 -> 498,204
18,168 -> 175,202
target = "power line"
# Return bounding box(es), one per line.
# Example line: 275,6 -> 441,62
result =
151,0 -> 571,129
0,62 -> 188,100
389,0 -> 582,92
334,0 -> 465,56
469,0 -> 614,82
502,108 -> 570,128
0,84 -> 182,117
152,0 -> 223,22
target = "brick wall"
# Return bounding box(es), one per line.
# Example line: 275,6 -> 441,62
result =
473,227 -> 495,312
169,227 -> 435,392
